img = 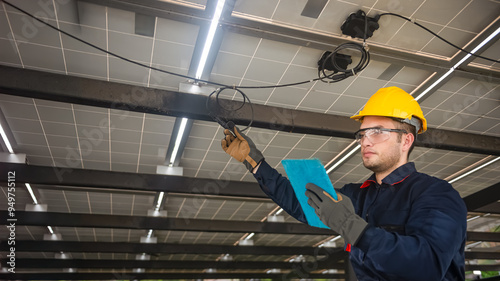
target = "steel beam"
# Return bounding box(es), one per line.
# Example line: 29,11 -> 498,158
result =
2,164 -> 499,212
0,258 -> 344,270
475,202 -> 500,215
0,162 -> 266,198
0,272 -> 344,280
463,182 -> 500,212
465,251 -> 500,260
1,66 -> 499,155
0,65 -> 359,139
466,231 -> 500,242
466,264 -> 500,271
79,0 -> 209,26
0,211 -> 335,235
413,128 -> 500,156
0,240 -> 342,256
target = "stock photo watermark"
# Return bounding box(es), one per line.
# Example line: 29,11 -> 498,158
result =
6,170 -> 17,273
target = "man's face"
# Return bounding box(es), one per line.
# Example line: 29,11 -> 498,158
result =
358,116 -> 405,174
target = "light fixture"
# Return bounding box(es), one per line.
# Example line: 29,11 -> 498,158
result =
275,208 -> 284,215
448,157 -> 500,184
467,215 -> 481,222
0,109 -> 15,154
25,183 -> 38,205
155,191 -> 165,211
466,241 -> 482,250
47,226 -> 54,234
195,0 -> 226,79
146,229 -> 154,238
326,143 -> 361,174
245,232 -> 255,240
318,235 -> 342,247
168,1 -> 227,167
415,26 -> 500,101
169,117 -> 189,165
453,26 -> 500,68
0,123 -> 14,153
329,235 -> 342,242
415,68 -> 454,101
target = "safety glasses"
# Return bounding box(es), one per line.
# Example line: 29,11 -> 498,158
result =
354,127 -> 407,144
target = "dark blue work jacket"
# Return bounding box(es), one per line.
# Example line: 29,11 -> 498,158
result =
254,161 -> 467,281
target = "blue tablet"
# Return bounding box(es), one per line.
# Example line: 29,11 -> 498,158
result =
281,158 -> 337,229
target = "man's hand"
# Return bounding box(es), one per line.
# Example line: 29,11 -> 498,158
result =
305,183 -> 367,245
221,126 -> 264,172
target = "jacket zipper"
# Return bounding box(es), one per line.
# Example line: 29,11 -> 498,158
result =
362,184 -> 381,265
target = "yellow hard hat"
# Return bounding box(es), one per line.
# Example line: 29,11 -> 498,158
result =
350,86 -> 427,133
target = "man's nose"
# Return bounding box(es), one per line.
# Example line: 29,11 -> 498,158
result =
360,135 -> 373,146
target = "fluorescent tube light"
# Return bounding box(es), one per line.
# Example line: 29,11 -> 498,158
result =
318,235 -> 342,247
466,241 -> 482,249
415,26 -> 500,101
467,215 -> 481,222
169,118 -> 189,165
146,229 -> 154,238
0,123 -> 14,153
330,235 -> 342,242
448,157 -> 500,184
415,68 -> 454,101
47,226 -> 54,234
326,145 -> 361,174
454,26 -> 500,69
245,232 -> 255,240
25,183 -> 38,205
155,192 -> 165,211
195,0 -> 226,79
275,208 -> 284,215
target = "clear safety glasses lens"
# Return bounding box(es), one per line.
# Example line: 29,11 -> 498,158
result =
354,128 -> 407,144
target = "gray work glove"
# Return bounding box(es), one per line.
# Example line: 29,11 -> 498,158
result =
305,183 -> 368,245
221,126 -> 264,172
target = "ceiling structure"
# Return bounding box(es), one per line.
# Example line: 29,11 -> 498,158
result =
0,0 -> 499,280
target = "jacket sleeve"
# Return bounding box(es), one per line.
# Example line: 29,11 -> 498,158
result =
355,179 -> 467,281
253,160 -> 308,224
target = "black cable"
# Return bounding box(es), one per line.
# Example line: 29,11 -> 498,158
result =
206,87 -> 254,132
362,10 -> 368,43
318,42 -> 370,83
1,0 -> 228,88
316,10 -> 370,84
1,0 -> 348,90
1,0 -> 365,129
378,13 -> 499,63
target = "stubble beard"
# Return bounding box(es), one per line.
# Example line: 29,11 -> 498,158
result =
362,148 -> 402,175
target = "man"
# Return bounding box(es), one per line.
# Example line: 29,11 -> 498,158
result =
221,86 -> 467,281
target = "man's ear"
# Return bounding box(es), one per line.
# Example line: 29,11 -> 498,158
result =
402,132 -> 414,153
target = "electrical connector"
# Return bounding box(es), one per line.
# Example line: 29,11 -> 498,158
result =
318,52 -> 352,72
341,10 -> 380,39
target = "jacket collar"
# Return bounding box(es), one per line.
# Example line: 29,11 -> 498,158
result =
360,162 -> 416,188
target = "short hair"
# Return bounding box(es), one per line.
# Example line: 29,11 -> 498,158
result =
392,118 -> 417,158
